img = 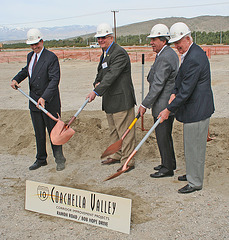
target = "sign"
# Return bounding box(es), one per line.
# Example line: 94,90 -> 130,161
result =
25,180 -> 132,234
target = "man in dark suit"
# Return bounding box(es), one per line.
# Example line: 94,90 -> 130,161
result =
158,22 -> 215,193
11,28 -> 66,171
138,24 -> 179,178
87,23 -> 136,172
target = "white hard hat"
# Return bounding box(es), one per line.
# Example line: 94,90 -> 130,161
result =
169,22 -> 191,43
26,28 -> 43,45
147,24 -> 170,38
94,23 -> 113,38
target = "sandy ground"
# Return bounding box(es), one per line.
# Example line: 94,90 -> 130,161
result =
0,54 -> 228,239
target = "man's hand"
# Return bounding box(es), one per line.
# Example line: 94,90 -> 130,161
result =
10,80 -> 20,90
158,108 -> 171,123
95,82 -> 100,88
36,98 -> 45,108
168,94 -> 176,104
86,91 -> 96,102
138,105 -> 146,117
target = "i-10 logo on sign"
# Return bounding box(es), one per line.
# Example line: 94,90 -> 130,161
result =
37,185 -> 49,201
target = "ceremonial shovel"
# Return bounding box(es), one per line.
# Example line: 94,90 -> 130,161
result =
50,98 -> 89,145
104,117 -> 161,181
101,112 -> 140,159
16,87 -> 58,122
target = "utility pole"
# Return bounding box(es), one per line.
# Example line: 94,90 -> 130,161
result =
111,10 -> 119,43
220,31 -> 222,44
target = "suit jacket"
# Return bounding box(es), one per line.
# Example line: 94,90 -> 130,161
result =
93,42 -> 136,114
142,45 -> 179,117
13,48 -> 61,113
168,43 -> 215,123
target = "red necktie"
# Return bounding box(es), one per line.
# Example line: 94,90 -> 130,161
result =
32,54 -> 37,73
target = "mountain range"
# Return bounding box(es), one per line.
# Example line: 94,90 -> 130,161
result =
0,25 -> 96,43
1,15 -> 229,43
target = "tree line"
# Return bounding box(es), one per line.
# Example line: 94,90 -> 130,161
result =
2,31 -> 229,49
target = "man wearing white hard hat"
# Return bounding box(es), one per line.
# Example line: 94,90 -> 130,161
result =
11,28 -> 66,171
138,24 -> 179,178
158,22 -> 215,193
87,23 -> 136,172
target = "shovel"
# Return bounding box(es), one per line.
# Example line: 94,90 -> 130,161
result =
104,117 -> 161,181
101,112 -> 140,159
50,98 -> 89,145
16,87 -> 58,122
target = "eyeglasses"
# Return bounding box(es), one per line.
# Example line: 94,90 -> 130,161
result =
97,36 -> 111,40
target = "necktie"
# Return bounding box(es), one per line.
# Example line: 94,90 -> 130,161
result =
32,54 -> 37,73
102,51 -> 106,62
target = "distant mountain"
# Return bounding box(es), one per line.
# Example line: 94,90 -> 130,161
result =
116,16 -> 229,36
82,15 -> 229,38
1,16 -> 229,43
0,25 -> 96,43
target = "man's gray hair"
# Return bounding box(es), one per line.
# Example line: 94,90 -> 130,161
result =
159,36 -> 170,45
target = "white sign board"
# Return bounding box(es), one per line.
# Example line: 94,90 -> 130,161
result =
25,180 -> 132,234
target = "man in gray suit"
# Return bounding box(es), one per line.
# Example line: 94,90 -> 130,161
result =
158,22 -> 214,193
87,23 -> 136,172
11,28 -> 66,171
138,24 -> 179,178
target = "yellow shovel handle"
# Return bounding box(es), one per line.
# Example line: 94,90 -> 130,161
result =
128,113 -> 140,130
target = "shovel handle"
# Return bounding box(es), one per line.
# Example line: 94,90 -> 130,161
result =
16,87 -> 58,122
121,113 -> 140,140
123,117 -> 161,169
66,98 -> 89,127
74,98 -> 89,118
128,112 -> 140,130
136,117 -> 161,151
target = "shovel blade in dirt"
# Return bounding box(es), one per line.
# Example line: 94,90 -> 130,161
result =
101,139 -> 122,159
101,112 -> 140,159
104,117 -> 161,181
103,169 -> 127,181
50,120 -> 75,145
50,99 -> 89,145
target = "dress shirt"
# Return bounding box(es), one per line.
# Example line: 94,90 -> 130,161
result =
180,43 -> 193,64
29,47 -> 44,77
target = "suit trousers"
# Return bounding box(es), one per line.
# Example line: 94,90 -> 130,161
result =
154,115 -> 176,172
106,107 -> 135,166
30,110 -> 64,163
183,118 -> 210,188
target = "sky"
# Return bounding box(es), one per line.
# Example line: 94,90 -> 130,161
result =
1,0 -> 229,29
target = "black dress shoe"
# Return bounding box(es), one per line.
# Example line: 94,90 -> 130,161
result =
154,165 -> 163,170
178,184 -> 202,194
150,170 -> 174,178
101,158 -> 120,165
154,164 -> 176,170
178,175 -> 187,181
117,165 -> 135,173
29,161 -> 47,170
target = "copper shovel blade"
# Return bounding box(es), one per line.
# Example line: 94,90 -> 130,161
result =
101,139 -> 122,159
50,119 -> 75,145
103,150 -> 137,181
103,169 -> 127,181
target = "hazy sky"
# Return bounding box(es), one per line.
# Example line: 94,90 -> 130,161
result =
1,0 -> 229,29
